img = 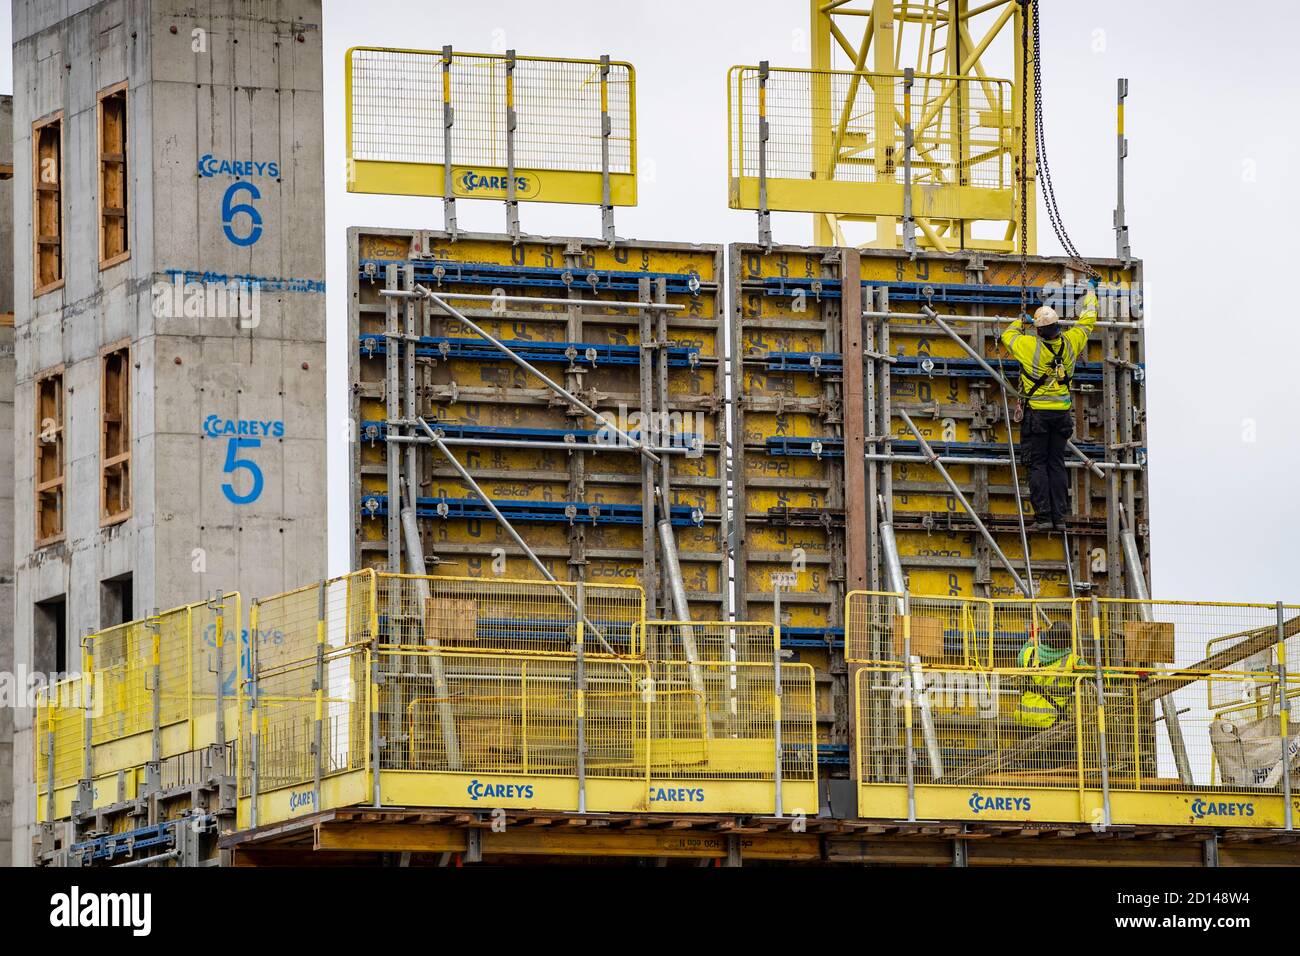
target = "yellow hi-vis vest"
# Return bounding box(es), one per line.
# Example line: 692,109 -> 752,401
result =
1000,291 -> 1099,411
1013,644 -> 1083,729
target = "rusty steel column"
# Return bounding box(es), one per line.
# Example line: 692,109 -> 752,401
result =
841,249 -> 868,785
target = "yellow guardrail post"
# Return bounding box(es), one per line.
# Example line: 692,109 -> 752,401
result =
44,689 -> 55,825
599,53 -> 615,243
369,645 -> 381,807
773,613 -> 783,818
903,593 -> 916,822
249,599 -> 261,828
1089,595 -> 1112,828
312,579 -> 327,813
1278,601 -> 1294,831
756,60 -> 772,247
212,592 -> 227,771
575,616 -> 586,813
439,44 -> 457,237
503,48 -> 520,241
146,610 -> 162,794
77,631 -> 95,815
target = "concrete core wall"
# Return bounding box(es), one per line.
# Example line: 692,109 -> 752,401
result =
9,0 -> 325,866
0,93 -> 14,869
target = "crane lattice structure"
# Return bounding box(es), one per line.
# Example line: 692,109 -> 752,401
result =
809,0 -> 1035,253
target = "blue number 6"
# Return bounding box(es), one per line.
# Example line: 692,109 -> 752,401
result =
222,437 -> 264,504
222,181 -> 264,246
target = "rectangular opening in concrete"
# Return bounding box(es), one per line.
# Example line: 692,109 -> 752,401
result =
33,595 -> 67,677
100,344 -> 131,523
34,369 -> 64,546
32,113 -> 63,294
100,574 -> 133,629
97,84 -> 128,268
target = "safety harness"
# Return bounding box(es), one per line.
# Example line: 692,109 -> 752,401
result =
1021,337 -> 1072,399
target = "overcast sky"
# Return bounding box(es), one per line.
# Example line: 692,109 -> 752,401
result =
2,1 -> 1296,603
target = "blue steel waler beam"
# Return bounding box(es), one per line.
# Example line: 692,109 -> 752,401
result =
752,277 -> 1136,308
359,335 -> 702,369
358,259 -> 708,297
359,421 -> 701,447
765,436 -> 1114,460
359,495 -> 703,528
762,352 -> 1129,384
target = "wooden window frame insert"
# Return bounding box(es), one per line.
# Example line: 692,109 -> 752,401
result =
32,112 -> 65,296
101,341 -> 132,526
35,367 -> 67,547
97,83 -> 130,270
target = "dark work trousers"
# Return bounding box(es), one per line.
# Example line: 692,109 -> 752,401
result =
1021,406 -> 1074,523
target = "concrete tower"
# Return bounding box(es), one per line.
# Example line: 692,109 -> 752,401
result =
9,0 -> 326,865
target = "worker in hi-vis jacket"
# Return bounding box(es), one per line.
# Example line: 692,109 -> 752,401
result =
1000,282 -> 1099,531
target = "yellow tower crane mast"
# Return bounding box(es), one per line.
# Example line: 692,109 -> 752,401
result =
808,0 -> 1035,254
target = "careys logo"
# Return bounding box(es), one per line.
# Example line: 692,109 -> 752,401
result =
197,154 -> 280,178
968,792 -> 1032,814
649,786 -> 706,804
466,779 -> 535,801
453,168 -> 542,199
288,789 -> 317,813
1190,799 -> 1255,820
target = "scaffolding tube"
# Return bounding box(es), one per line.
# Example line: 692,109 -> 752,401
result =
400,478 -> 463,771
1120,505 -> 1192,784
655,487 -> 711,739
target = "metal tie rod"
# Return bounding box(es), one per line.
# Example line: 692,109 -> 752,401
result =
898,409 -> 1034,599
864,310 -> 1141,330
418,418 -> 628,664
381,289 -> 685,312
390,286 -> 660,465
921,306 -> 1107,480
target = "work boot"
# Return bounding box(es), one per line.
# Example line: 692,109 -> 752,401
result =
1031,518 -> 1055,533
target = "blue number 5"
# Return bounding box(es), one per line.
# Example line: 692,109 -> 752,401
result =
222,437 -> 264,504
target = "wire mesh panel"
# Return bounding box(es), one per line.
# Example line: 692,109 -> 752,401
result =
857,663 -> 1097,789
190,593 -> 244,728
645,661 -> 816,784
238,646 -> 369,799
89,620 -> 151,745
34,677 -> 87,808
347,48 -> 636,204
641,621 -> 776,664
377,647 -> 646,779
727,66 -> 1013,217
252,570 -> 377,671
377,574 -> 644,657
1093,600 -> 1294,796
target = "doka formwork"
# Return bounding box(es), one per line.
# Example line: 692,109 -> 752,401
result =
347,227 -> 732,624
728,242 -> 1148,768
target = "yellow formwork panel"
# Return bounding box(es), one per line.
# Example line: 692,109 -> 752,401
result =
352,228 -> 729,620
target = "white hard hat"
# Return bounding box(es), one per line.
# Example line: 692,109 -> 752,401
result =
1032,306 -> 1059,329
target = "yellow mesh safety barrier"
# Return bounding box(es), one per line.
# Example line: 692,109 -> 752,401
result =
238,645 -> 369,799
251,569 -> 377,670
852,595 -> 1299,827
641,621 -> 777,664
377,574 -> 644,657
846,591 -> 994,667
727,66 -> 1014,220
34,593 -> 241,823
377,648 -> 645,779
346,48 -> 636,205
